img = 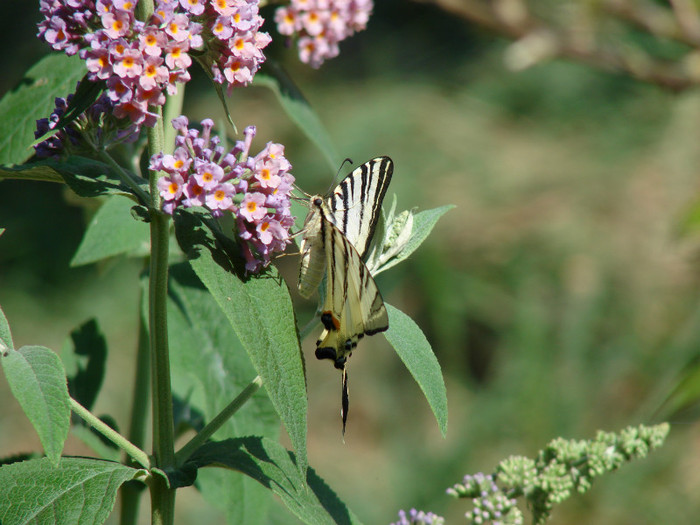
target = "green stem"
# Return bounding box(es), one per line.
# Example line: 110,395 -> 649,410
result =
174,376 -> 263,466
69,397 -> 151,469
96,149 -> 151,205
136,1 -> 183,520
147,122 -> 176,525
149,208 -> 173,466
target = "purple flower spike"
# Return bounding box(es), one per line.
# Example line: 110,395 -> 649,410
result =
38,0 -> 271,132
152,117 -> 296,273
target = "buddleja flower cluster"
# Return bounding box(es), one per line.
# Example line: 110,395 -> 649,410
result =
153,117 -> 295,272
447,423 -> 669,525
390,509 -> 445,525
34,83 -> 140,159
38,0 -> 270,128
275,0 -> 373,68
447,473 -> 522,525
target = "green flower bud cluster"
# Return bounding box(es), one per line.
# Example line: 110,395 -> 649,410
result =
447,423 -> 669,525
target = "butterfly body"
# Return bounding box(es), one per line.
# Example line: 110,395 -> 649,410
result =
298,156 -> 393,432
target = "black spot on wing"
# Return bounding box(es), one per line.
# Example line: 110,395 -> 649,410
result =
316,346 -> 337,361
320,312 -> 336,331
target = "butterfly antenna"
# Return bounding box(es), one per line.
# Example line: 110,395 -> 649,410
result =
325,157 -> 354,195
292,183 -> 311,200
341,367 -> 349,440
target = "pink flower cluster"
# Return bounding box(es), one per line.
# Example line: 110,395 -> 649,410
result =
206,1 -> 271,90
153,117 -> 295,273
274,0 -> 373,68
38,0 -> 271,127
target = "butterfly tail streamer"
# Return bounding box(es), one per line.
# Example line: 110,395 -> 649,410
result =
341,367 -> 349,439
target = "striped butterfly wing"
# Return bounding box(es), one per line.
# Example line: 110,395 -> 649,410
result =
298,156 -> 393,301
297,157 -> 393,434
314,199 -> 389,370
328,156 -> 393,257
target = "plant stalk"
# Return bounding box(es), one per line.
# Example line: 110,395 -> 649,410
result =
136,2 -> 178,522
174,375 -> 263,466
69,398 -> 151,469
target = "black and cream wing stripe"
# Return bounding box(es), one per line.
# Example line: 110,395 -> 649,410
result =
315,204 -> 388,369
329,156 -> 393,258
297,156 -> 393,434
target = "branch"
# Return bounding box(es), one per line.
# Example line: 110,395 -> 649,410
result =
413,0 -> 698,91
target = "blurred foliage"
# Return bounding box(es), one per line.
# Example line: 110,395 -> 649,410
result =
3,1 -> 700,524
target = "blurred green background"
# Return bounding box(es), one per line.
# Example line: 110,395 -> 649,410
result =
3,1 -> 700,523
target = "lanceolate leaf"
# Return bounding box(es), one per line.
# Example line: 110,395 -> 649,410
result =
185,437 -> 363,525
0,157 -> 140,199
166,264 -> 279,524
52,156 -> 144,199
255,62 -> 340,172
384,304 -> 448,437
0,54 -> 86,166
0,457 -> 145,525
374,205 -> 454,275
0,161 -> 64,184
1,346 -> 71,465
403,205 -> 454,258
173,211 -> 308,474
71,195 -> 150,266
0,304 -> 13,352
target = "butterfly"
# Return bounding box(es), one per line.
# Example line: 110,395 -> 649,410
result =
298,156 -> 393,434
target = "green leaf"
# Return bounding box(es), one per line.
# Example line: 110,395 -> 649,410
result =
71,196 -> 150,266
186,437 -> 363,525
60,319 -> 107,411
166,264 -> 279,438
0,303 -> 13,352
52,156 -> 143,199
0,54 -> 86,166
0,457 -> 145,525
377,205 -> 454,274
1,346 -> 71,465
173,211 -> 308,474
384,304 -> 448,437
404,205 -> 454,255
0,156 -> 140,199
255,62 -> 340,171
0,161 -> 64,183
165,263 -> 280,523
53,78 -> 105,135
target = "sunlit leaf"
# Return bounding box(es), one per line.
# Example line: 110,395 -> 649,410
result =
173,211 -> 308,474
0,54 -> 86,166
384,304 -> 448,437
0,457 -> 145,525
165,263 -> 279,523
184,437 -> 363,525
1,346 -> 71,465
0,304 -> 13,352
71,196 -> 150,266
